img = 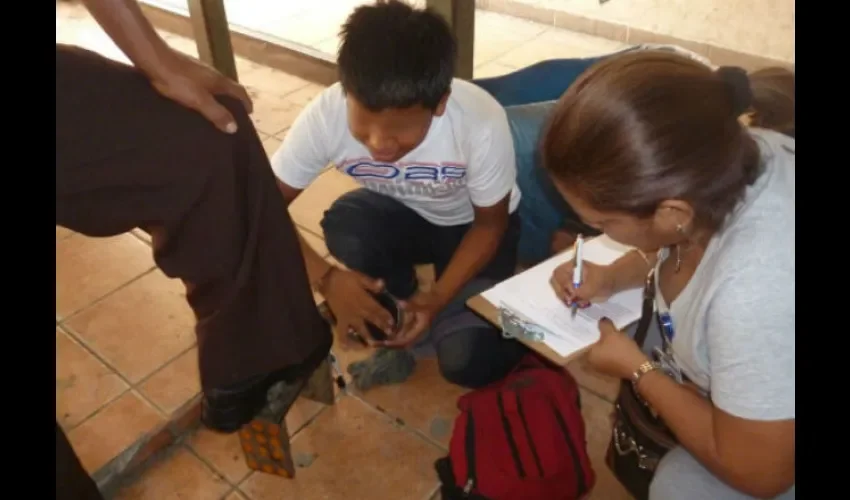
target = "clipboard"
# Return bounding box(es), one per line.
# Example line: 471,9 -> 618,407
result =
466,234 -> 641,367
467,294 -> 585,366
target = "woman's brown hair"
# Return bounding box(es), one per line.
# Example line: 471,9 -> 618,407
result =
542,51 -> 762,232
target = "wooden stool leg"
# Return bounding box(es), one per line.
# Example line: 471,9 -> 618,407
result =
300,358 -> 336,406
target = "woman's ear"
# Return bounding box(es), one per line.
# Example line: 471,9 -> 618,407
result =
653,199 -> 695,237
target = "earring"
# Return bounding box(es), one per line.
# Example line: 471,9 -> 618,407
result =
674,224 -> 684,273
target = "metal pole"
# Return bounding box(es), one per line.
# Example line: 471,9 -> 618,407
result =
187,0 -> 239,81
427,0 -> 475,80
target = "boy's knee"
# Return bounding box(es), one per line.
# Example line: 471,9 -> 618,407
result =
437,342 -> 477,388
435,326 -> 523,389
321,192 -> 384,267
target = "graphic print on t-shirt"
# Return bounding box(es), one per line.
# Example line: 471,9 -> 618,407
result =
341,158 -> 469,200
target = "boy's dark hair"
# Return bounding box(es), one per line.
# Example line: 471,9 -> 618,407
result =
338,0 -> 457,112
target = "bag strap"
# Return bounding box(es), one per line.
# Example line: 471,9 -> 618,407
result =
632,269 -> 657,349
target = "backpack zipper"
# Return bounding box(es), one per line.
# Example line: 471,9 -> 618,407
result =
463,409 -> 477,496
463,478 -> 474,495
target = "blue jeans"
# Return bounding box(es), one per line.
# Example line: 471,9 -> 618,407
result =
472,57 -> 605,265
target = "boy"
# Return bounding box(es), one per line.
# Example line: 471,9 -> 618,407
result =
272,0 -> 527,388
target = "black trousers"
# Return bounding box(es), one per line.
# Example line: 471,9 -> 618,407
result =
321,189 -> 529,388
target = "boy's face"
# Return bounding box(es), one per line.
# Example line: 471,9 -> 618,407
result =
346,93 -> 449,163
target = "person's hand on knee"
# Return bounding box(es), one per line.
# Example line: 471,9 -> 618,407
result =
149,51 -> 253,134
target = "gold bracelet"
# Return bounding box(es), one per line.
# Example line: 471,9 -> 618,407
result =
631,360 -> 661,390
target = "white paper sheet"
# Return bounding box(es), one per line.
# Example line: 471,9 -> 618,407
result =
482,235 -> 644,357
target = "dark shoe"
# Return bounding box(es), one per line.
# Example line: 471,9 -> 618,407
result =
202,338 -> 331,433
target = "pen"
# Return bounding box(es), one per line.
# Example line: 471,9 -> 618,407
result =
571,234 -> 584,318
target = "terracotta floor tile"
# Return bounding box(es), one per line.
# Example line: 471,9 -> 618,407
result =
329,343 -> 372,384
251,92 -> 309,137
239,395 -> 442,500
56,328 -> 128,429
56,226 -> 74,241
67,391 -> 165,474
187,427 -> 253,485
225,490 -> 249,500
260,135 -> 282,158
567,356 -> 620,403
131,228 -> 151,244
285,397 -> 327,436
282,83 -> 326,108
65,270 -> 195,383
56,233 -> 155,318
579,388 -> 632,500
137,347 -> 201,415
187,396 -> 325,485
237,58 -> 314,97
113,447 -> 230,500
357,357 -> 466,448
288,169 -> 359,236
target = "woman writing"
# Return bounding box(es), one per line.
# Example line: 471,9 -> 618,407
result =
545,51 -> 795,499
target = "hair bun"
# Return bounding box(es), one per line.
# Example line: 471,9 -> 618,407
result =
716,66 -> 752,116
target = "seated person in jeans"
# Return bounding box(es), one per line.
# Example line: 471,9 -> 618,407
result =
272,0 -> 527,389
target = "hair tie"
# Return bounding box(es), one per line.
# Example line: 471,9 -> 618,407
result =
715,66 -> 752,116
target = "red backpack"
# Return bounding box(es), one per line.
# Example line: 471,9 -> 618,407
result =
435,353 -> 595,500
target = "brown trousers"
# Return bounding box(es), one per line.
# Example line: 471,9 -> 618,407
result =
56,45 -> 331,498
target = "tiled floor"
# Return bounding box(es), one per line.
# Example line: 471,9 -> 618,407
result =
56,2 -> 631,498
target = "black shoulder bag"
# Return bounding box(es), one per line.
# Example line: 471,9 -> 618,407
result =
605,270 -> 678,500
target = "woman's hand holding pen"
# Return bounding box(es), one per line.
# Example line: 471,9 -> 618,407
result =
550,260 -> 616,308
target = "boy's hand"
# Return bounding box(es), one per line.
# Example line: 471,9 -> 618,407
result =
382,290 -> 445,348
320,268 -> 396,349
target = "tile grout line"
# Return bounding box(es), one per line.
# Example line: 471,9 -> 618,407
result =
182,442 -> 246,491
130,344 -> 200,416
58,266 -> 158,323
129,229 -> 152,247
57,320 -> 196,427
347,392 -> 449,453
57,322 -> 138,432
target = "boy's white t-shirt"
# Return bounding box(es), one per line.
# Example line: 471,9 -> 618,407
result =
271,78 -> 522,227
